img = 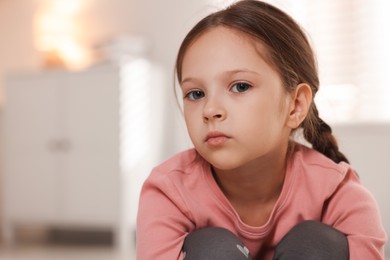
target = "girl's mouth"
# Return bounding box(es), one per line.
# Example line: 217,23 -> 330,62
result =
205,131 -> 230,146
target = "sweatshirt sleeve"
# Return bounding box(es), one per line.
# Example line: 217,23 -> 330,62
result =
321,168 -> 387,260
136,169 -> 194,260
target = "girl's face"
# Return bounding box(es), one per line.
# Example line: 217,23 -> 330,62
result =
180,26 -> 294,171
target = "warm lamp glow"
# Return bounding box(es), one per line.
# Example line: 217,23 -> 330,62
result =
50,0 -> 83,15
35,13 -> 73,51
34,0 -> 91,70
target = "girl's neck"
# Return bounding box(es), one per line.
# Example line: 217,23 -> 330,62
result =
211,145 -> 291,227
211,146 -> 290,206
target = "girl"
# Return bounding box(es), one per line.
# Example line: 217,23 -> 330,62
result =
136,1 -> 387,259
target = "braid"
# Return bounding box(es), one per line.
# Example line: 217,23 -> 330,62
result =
303,105 -> 350,164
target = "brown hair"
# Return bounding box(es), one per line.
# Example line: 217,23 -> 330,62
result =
175,0 -> 349,164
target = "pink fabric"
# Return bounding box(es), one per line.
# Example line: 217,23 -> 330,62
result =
136,145 -> 387,259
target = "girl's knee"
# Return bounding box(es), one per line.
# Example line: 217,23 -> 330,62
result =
274,220 -> 349,260
182,227 -> 252,259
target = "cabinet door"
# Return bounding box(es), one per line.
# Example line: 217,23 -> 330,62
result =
61,67 -> 120,226
4,74 -> 63,223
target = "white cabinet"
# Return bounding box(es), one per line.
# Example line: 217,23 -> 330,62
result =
2,61 -> 165,250
3,74 -> 61,224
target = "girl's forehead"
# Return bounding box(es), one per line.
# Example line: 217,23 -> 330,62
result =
182,26 -> 277,76
195,26 -> 268,51
186,27 -> 265,58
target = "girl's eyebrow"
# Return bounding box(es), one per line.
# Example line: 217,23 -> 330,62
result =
222,69 -> 261,77
181,77 -> 199,85
182,69 -> 261,84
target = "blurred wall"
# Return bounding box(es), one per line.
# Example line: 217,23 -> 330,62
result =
0,0 -> 41,105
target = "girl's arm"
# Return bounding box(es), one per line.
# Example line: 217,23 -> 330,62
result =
136,170 -> 194,260
322,168 -> 387,259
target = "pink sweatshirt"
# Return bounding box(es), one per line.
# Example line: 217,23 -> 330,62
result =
137,145 -> 387,259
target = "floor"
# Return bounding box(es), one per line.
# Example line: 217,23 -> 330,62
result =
0,228 -> 136,260
0,245 -> 135,260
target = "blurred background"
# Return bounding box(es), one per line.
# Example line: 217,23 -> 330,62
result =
0,0 -> 389,259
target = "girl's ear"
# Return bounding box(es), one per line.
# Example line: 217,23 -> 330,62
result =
286,83 -> 312,129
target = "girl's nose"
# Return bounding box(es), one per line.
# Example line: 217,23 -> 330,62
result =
203,98 -> 226,123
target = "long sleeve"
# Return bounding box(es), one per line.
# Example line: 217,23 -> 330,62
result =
321,168 -> 387,259
136,169 -> 195,260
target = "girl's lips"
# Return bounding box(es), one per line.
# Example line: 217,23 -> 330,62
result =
205,131 -> 230,146
207,136 -> 229,146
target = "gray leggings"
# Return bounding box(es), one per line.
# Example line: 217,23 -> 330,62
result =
182,221 -> 349,260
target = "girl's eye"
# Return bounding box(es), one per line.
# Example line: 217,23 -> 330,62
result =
231,82 -> 251,93
185,90 -> 205,100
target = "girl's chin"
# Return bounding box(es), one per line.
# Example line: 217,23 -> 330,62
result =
207,158 -> 242,171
